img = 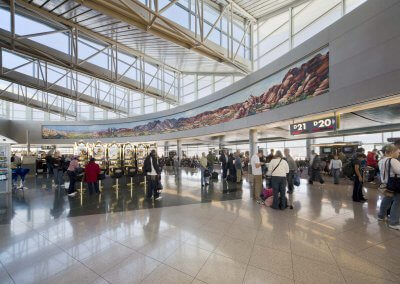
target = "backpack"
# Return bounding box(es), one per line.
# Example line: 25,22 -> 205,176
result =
342,161 -> 354,178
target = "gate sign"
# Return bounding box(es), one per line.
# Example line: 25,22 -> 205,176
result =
290,117 -> 338,135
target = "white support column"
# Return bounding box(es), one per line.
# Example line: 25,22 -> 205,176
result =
177,139 -> 182,164
289,6 -> 293,50
249,129 -> 257,158
306,138 -> 314,160
164,141 -> 169,157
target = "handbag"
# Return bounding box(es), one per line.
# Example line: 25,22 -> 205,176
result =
293,172 -> 300,186
386,158 -> 400,193
204,169 -> 211,177
156,176 -> 164,191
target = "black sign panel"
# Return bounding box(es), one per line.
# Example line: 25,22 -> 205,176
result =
290,117 -> 338,135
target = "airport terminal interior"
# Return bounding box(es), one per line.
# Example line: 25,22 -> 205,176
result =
1,0 -> 400,283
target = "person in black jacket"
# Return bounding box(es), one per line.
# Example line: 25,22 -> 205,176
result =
144,150 -> 162,200
219,150 -> 228,179
227,153 -> 236,181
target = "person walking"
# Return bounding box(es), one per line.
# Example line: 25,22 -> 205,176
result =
173,155 -> 179,176
207,151 -> 214,173
219,150 -> 228,179
378,144 -> 400,230
251,150 -> 264,203
329,155 -> 342,184
267,151 -> 289,210
200,152 -> 209,187
67,156 -> 79,197
352,153 -> 367,202
84,158 -> 101,195
284,148 -> 297,194
309,152 -> 324,185
144,150 -> 162,200
227,153 -> 235,181
235,151 -> 242,183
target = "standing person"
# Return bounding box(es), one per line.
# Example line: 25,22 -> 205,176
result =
378,144 -> 400,229
265,149 -> 274,163
199,152 -> 209,187
235,151 -> 242,183
329,155 -> 342,184
227,153 -> 235,181
173,155 -> 179,175
67,156 -> 79,197
46,152 -> 54,176
219,150 -> 228,179
207,151 -> 214,173
251,150 -> 264,203
284,148 -> 297,194
53,152 -> 62,186
144,150 -> 162,200
353,153 -> 367,202
84,158 -> 101,195
309,153 -> 324,185
267,151 -> 289,210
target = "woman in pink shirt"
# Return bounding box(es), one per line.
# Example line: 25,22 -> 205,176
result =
67,156 -> 79,196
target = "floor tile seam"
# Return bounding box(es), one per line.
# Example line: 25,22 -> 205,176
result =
247,263 -> 296,282
354,247 -> 400,278
240,216 -> 259,284
338,220 -> 380,234
0,259 -> 15,284
157,259 -> 199,279
82,249 -> 138,276
325,241 -> 400,281
325,239 -> 348,284
191,244 -> 214,282
138,260 -> 164,284
287,222 -> 296,281
335,232 -> 397,249
31,223 -> 111,281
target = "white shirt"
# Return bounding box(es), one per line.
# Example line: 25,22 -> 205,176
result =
149,157 -> 157,175
267,158 -> 289,177
379,157 -> 400,183
251,155 -> 262,176
329,159 -> 342,170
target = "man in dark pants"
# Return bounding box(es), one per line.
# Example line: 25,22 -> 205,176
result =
284,148 -> 297,194
144,150 -> 162,200
353,153 -> 367,202
219,150 -> 228,179
309,153 -> 324,185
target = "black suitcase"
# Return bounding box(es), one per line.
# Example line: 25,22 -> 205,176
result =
212,172 -> 218,180
227,175 -> 235,182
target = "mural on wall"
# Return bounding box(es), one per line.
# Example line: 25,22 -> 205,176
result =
42,49 -> 329,139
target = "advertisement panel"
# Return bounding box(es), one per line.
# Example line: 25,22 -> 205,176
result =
42,48 -> 329,139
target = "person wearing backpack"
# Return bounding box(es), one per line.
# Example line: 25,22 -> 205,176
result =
308,153 -> 324,185
378,144 -> 400,230
267,151 -> 289,210
352,153 -> 367,202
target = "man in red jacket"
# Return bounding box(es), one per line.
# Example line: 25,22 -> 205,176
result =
85,158 -> 101,195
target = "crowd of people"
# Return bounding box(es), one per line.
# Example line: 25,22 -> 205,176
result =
12,142 -> 400,230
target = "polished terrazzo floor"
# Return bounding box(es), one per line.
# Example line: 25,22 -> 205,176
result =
1,168 -> 399,284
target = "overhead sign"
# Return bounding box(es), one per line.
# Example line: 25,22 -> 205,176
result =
290,116 -> 338,135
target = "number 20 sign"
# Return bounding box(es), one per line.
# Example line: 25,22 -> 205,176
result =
290,117 -> 338,135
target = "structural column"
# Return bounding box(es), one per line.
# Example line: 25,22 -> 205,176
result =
164,141 -> 169,157
306,138 -> 314,160
249,129 -> 257,175
249,129 -> 257,157
177,139 -> 182,163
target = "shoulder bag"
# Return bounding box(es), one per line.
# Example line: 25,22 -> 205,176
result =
386,158 -> 400,193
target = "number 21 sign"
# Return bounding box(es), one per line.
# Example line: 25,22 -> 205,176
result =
290,116 -> 338,135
